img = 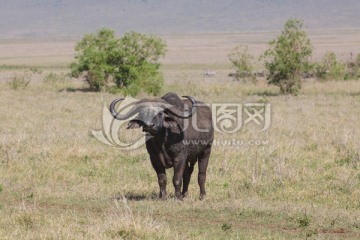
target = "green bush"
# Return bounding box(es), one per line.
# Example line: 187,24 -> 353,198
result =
315,52 -> 346,81
43,72 -> 60,83
297,214 -> 311,228
43,72 -> 71,90
228,45 -> 256,82
8,71 -> 32,90
221,223 -> 232,231
262,19 -> 312,95
29,67 -> 43,74
345,53 -> 360,80
70,28 -> 166,96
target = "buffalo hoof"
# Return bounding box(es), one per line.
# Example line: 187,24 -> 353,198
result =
182,192 -> 189,198
159,190 -> 167,199
159,193 -> 167,200
159,195 -> 167,200
175,192 -> 184,201
199,194 -> 206,201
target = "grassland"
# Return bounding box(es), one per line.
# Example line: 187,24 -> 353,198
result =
1,31 -> 360,239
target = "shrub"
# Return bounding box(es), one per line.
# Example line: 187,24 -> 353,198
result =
8,71 -> 32,90
262,19 -> 312,95
345,53 -> 360,80
43,72 -> 71,90
221,223 -> 232,231
43,72 -> 60,83
228,45 -> 256,82
315,52 -> 346,81
70,28 -> 166,96
298,214 -> 311,228
29,67 -> 43,74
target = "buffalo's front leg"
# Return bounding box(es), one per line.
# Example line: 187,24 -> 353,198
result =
173,157 -> 187,200
150,156 -> 167,199
198,145 -> 211,200
157,171 -> 167,199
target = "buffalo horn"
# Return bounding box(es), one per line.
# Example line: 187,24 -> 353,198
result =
165,95 -> 197,119
109,98 -> 141,120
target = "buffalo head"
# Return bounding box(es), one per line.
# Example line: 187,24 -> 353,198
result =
109,93 -> 197,135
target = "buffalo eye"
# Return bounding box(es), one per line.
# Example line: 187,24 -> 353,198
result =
163,116 -> 177,128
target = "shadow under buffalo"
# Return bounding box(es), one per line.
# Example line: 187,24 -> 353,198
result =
251,90 -> 280,97
58,87 -> 99,93
113,192 -> 169,201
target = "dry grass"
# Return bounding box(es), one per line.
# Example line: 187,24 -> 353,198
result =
1,79 -> 360,239
1,31 -> 360,239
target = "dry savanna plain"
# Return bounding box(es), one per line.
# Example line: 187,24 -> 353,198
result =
1,30 -> 360,239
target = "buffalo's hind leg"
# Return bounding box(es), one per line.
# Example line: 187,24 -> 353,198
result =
182,162 -> 195,198
172,156 -> 187,200
198,145 -> 211,200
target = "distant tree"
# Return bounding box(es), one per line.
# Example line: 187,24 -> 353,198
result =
70,29 -> 118,90
114,32 -> 167,95
262,19 -> 312,95
70,28 -> 166,96
228,46 -> 256,82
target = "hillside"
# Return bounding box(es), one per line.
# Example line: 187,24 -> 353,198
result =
1,0 -> 360,38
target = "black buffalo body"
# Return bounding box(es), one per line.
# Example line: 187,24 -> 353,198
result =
109,92 -> 214,200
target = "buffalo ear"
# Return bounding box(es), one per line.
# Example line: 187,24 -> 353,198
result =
163,116 -> 178,128
127,120 -> 142,129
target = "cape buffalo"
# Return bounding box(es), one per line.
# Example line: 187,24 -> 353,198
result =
109,92 -> 214,200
